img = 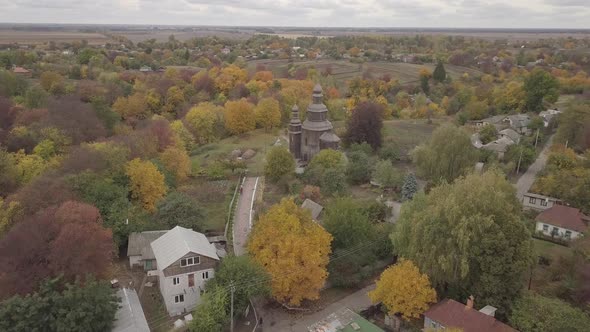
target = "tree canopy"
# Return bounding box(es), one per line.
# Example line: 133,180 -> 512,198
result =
247,199 -> 332,306
509,293 -> 590,332
344,101 -> 384,150
523,68 -> 559,113
369,259 -> 437,320
264,147 -> 295,182
392,170 -> 533,315
412,124 -> 478,184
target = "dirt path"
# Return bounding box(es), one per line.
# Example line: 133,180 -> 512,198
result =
233,176 -> 259,256
514,135 -> 554,201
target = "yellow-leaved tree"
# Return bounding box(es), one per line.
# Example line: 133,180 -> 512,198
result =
185,102 -> 222,144
224,99 -> 256,135
247,199 -> 332,306
369,259 -> 437,320
160,146 -> 191,182
125,158 -> 167,212
255,97 -> 281,131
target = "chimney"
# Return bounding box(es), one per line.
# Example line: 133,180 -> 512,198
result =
466,295 -> 474,309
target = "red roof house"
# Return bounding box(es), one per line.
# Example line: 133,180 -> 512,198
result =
535,205 -> 588,240
12,66 -> 31,75
423,299 -> 517,332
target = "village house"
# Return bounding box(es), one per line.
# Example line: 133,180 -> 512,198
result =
149,226 -> 221,316
522,192 -> 561,211
471,114 -> 531,135
499,128 -> 521,144
423,298 -> 516,332
539,109 -> 561,127
12,65 -> 31,77
127,230 -> 167,270
535,205 -> 589,241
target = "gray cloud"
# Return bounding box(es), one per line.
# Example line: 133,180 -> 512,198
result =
0,0 -> 588,28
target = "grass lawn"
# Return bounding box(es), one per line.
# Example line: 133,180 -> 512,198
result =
190,128 -> 286,176
382,118 -> 450,157
530,238 -> 572,296
533,238 -> 570,259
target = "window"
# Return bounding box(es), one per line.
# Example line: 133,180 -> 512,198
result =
542,224 -> 548,232
172,277 -> 180,285
565,231 -> 572,239
188,274 -> 194,287
305,138 -> 308,146
180,256 -> 200,267
529,197 -> 537,204
541,199 -> 548,207
551,227 -> 559,237
202,271 -> 210,280
174,294 -> 184,303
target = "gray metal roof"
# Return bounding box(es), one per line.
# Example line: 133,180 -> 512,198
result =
302,199 -> 324,220
127,230 -> 168,258
151,226 -> 219,270
113,288 -> 150,332
320,132 -> 341,143
482,136 -> 515,153
499,128 -> 521,143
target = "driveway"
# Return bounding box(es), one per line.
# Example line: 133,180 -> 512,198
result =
233,176 -> 259,256
258,284 -> 375,332
514,135 -> 554,201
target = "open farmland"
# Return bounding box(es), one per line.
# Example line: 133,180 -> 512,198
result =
0,29 -> 111,45
248,59 -> 483,89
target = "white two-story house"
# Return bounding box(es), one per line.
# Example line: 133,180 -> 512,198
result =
151,226 -> 220,316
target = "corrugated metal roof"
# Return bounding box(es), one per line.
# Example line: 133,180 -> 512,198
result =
113,288 -> 150,332
151,226 -> 219,270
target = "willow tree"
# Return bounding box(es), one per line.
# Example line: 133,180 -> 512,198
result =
392,170 -> 533,315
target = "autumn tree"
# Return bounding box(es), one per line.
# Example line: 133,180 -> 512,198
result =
160,146 -> 191,182
369,259 -> 436,320
523,68 -> 559,113
247,199 -> 332,306
112,93 -> 149,123
392,170 -> 533,314
0,148 -> 18,196
0,201 -> 113,298
255,97 -> 281,131
344,101 -> 384,150
156,192 -> 205,231
215,64 -> 248,96
185,102 -> 223,144
125,158 -> 167,212
264,147 -> 295,182
509,293 -> 590,332
413,124 -> 478,184
224,98 -> 256,135
39,71 -> 65,94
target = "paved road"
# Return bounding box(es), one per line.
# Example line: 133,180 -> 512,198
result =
233,177 -> 259,256
258,284 -> 375,332
514,135 -> 554,201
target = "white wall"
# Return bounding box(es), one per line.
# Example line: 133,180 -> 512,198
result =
160,268 -> 216,317
129,255 -> 141,268
522,195 -> 557,211
535,222 -> 582,240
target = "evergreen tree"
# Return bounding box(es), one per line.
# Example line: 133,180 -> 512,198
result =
433,61 -> 447,83
401,173 -> 418,201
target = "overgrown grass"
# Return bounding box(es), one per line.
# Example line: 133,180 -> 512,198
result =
190,129 -> 285,176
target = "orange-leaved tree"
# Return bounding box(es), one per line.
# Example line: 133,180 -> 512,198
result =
224,98 -> 256,135
125,158 -> 167,212
247,198 -> 332,306
369,259 -> 437,320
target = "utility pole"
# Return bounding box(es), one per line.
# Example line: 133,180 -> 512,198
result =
230,280 -> 235,332
516,147 -> 523,174
534,128 -> 540,148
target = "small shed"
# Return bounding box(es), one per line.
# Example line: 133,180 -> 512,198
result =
113,288 -> 150,332
302,199 -> 323,220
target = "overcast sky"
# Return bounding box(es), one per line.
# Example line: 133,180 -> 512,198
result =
0,0 -> 589,28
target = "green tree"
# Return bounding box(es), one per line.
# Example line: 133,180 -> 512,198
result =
412,124 -> 478,184
506,144 -> 536,172
156,192 -> 205,231
346,151 -> 372,184
264,147 -> 295,182
432,61 -> 447,83
479,124 -> 498,144
555,101 -> 590,152
305,149 -> 346,187
392,170 -> 533,315
0,277 -> 119,332
188,285 -> 229,332
510,293 -> 590,332
206,255 -> 270,315
323,198 -> 374,249
373,159 -> 402,188
401,173 -> 418,201
321,168 -> 347,196
24,85 -> 48,108
523,68 -> 559,113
